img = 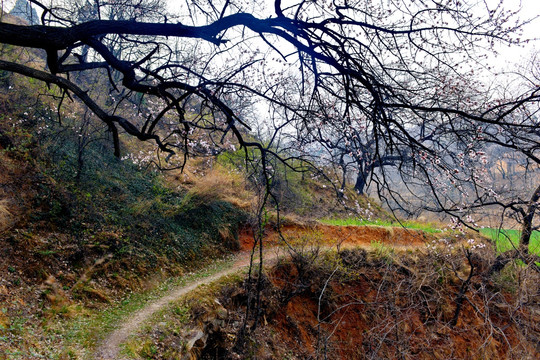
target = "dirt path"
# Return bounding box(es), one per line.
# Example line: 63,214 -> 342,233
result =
93,225 -> 429,359
93,248 -> 284,360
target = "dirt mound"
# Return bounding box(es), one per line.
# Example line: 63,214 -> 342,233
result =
238,223 -> 430,250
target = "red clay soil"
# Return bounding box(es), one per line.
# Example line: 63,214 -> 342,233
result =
262,259 -> 538,360
238,223 -> 429,250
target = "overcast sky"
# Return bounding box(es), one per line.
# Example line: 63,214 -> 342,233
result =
492,0 -> 539,66
2,0 -> 538,71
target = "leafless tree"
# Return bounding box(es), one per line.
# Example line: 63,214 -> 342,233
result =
0,0 -> 538,263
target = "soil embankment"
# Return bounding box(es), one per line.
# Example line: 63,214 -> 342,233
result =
238,223 -> 429,250
96,223 -> 429,359
123,225 -> 539,359
94,251 -> 255,360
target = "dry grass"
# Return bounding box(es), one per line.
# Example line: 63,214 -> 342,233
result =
0,199 -> 13,232
182,164 -> 255,210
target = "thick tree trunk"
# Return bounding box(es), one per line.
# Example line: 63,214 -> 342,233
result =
489,183 -> 540,275
520,183 -> 540,253
354,172 -> 367,195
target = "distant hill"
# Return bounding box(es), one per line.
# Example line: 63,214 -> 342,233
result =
9,0 -> 39,25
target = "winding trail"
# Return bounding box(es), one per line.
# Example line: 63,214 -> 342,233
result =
93,225 -> 429,359
93,248 -> 283,360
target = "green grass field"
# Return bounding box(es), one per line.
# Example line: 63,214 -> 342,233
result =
480,228 -> 540,255
320,218 -> 441,233
322,218 -> 540,255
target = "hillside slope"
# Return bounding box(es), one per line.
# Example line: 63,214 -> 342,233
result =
129,244 -> 540,360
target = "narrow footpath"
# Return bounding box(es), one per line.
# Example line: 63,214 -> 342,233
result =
93,224 -> 428,359
93,249 -> 278,360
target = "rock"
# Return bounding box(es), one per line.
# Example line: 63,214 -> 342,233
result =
184,328 -> 208,353
216,305 -> 228,320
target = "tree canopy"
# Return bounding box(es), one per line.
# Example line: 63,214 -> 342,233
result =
0,0 -> 539,251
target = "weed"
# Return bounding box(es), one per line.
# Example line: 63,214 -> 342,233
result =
370,240 -> 395,262
173,305 -> 191,323
139,341 -> 158,358
492,263 -> 520,294
35,249 -> 57,256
